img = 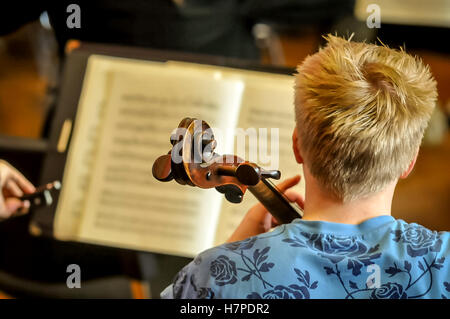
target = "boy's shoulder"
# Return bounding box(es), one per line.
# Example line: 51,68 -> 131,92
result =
389,219 -> 449,258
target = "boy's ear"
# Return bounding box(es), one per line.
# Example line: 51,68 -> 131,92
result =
292,128 -> 304,164
400,150 -> 419,179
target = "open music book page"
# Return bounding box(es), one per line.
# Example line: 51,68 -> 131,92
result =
54,57 -> 117,240
54,56 -> 169,240
213,74 -> 305,245
63,56 -> 244,257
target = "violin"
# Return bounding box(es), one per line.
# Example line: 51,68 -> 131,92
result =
152,118 -> 303,224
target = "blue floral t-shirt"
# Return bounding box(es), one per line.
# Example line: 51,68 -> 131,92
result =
160,216 -> 449,299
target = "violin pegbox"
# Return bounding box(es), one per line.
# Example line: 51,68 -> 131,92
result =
152,117 -> 247,203
152,117 -> 280,205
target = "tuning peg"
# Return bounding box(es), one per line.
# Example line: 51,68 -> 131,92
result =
261,169 -> 281,180
215,185 -> 243,203
152,154 -> 173,182
235,163 -> 281,186
235,163 -> 260,186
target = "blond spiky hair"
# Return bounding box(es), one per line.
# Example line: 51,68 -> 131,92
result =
294,34 -> 438,202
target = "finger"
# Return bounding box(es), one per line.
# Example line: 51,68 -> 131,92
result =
8,167 -> 35,194
6,198 -> 24,213
285,190 -> 305,209
4,180 -> 24,198
1,198 -> 23,218
271,216 -> 279,227
0,196 -> 10,218
14,200 -> 30,216
276,175 -> 301,192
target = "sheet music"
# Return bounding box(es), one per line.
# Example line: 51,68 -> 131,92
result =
213,76 -> 305,245
76,60 -> 244,257
54,58 -> 114,239
54,56 -> 167,240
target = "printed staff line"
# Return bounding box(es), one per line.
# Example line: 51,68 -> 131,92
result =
101,189 -> 200,205
93,220 -> 194,239
98,198 -> 199,217
96,211 -> 195,228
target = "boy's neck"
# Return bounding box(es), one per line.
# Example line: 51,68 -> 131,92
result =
301,167 -> 396,225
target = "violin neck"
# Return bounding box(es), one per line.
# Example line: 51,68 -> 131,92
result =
248,179 -> 303,224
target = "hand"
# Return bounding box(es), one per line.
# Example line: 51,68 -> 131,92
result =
226,175 -> 304,243
0,160 -> 36,218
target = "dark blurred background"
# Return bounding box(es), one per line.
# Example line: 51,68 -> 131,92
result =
0,0 -> 448,298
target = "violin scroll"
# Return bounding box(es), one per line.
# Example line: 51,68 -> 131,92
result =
152,117 -> 303,224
